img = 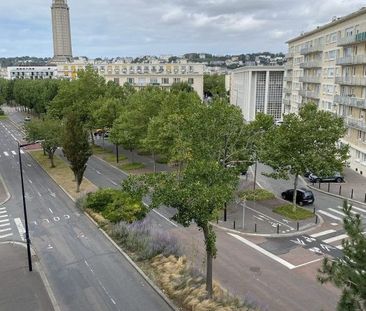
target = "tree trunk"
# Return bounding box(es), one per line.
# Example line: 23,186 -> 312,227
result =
90,130 -> 95,145
49,153 -> 55,168
153,152 -> 156,173
292,173 -> 299,212
76,181 -> 80,193
202,223 -> 215,298
253,159 -> 258,190
130,149 -> 134,162
116,144 -> 119,163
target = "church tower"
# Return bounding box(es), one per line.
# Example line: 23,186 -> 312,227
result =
50,0 -> 73,64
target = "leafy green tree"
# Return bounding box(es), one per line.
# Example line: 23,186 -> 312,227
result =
260,103 -> 349,209
203,74 -> 226,98
24,119 -> 63,167
62,113 -> 92,192
170,81 -> 194,94
149,160 -> 238,298
318,201 -> 366,310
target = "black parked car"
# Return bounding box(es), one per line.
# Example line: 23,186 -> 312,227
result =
281,188 -> 314,206
308,172 -> 344,183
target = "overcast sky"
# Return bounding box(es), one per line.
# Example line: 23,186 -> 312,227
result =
0,0 -> 365,58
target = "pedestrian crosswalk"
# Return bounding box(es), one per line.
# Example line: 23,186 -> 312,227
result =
317,203 -> 366,223
0,207 -> 13,239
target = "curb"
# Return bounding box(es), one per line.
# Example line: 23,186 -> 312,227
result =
0,241 -> 60,311
212,212 -> 324,238
83,211 -> 179,311
307,183 -> 366,207
91,154 -> 129,177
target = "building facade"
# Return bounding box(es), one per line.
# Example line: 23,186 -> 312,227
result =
57,60 -> 204,99
51,0 -> 73,64
285,7 -> 366,172
7,66 -> 58,80
230,66 -> 284,122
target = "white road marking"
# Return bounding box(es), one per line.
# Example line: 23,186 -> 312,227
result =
37,192 -> 41,197
0,214 -> 8,218
0,210 -> 7,214
10,134 -> 16,140
47,244 -> 53,250
348,205 -> 366,214
49,208 -> 54,214
0,228 -> 11,233
0,223 -> 10,227
14,218 -> 26,241
317,210 -> 342,221
245,205 -> 294,229
310,229 -> 337,238
20,150 -> 24,154
0,219 -> 9,223
336,245 -> 343,250
330,223 -> 338,226
96,170 -> 101,175
11,150 -> 16,155
253,215 -> 264,221
0,233 -> 13,239
3,152 -> 9,157
328,208 -> 346,217
28,179 -> 32,184
0,207 -> 6,211
151,208 -> 178,227
323,234 -> 348,244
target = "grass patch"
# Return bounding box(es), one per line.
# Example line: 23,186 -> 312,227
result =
0,115 -> 8,120
156,157 -> 168,164
136,149 -> 151,156
120,162 -> 145,170
92,145 -> 127,163
239,188 -> 275,201
273,204 -> 314,220
29,150 -> 98,200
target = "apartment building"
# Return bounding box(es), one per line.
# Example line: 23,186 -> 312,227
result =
285,7 -> 366,172
57,60 -> 204,99
7,66 -> 58,80
230,66 -> 284,122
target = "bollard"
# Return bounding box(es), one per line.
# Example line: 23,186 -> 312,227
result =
364,193 -> 366,203
216,217 -> 219,224
315,215 -> 318,224
327,183 -> 330,192
313,207 -> 316,214
297,222 -> 299,231
254,223 -> 257,233
233,221 -> 236,230
224,205 -> 227,222
351,189 -> 354,199
277,224 -> 280,234
318,182 -> 321,189
339,185 -> 342,195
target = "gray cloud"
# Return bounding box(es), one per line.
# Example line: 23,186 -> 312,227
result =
0,0 -> 365,57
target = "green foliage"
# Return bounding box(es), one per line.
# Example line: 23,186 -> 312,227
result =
0,108 -> 4,116
84,188 -> 147,223
62,113 -> 92,192
203,74 -> 226,98
239,188 -> 275,201
170,82 -> 194,94
120,162 -> 145,170
273,204 -> 314,220
318,201 -> 366,310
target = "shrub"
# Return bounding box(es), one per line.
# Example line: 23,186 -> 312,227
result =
239,188 -> 275,201
0,108 -> 4,116
84,188 -> 118,212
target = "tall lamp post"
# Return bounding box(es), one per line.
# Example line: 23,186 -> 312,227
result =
17,141 -> 38,272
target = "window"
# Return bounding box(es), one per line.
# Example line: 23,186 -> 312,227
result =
345,27 -> 353,37
113,78 -> 120,85
188,78 -> 194,85
127,78 -> 134,84
173,78 -> 181,83
162,78 -> 169,84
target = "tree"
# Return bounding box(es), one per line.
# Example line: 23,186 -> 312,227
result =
149,160 -> 238,298
203,74 -> 226,98
318,201 -> 366,310
62,113 -> 92,192
24,119 -> 63,167
260,103 -> 349,210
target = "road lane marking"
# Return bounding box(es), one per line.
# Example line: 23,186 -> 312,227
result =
328,208 -> 348,217
147,202 -> 178,227
336,245 -> 343,250
14,218 -> 26,241
317,210 -> 342,221
228,233 -> 296,269
28,179 -> 32,184
11,151 -> 16,155
3,152 -> 9,157
0,214 -> 9,218
0,228 -> 11,233
49,208 -> 54,214
20,150 -> 24,154
323,234 -> 348,244
0,210 -> 7,214
0,219 -> 9,223
310,229 -> 337,238
0,233 -> 13,239
346,205 -> 366,214
0,223 -> 10,227
0,207 -> 6,211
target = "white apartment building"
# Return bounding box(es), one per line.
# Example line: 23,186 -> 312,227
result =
230,66 -> 284,122
285,7 -> 366,172
7,66 -> 58,80
57,60 -> 204,99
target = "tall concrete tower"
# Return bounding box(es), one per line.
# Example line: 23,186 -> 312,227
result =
51,0 -> 73,64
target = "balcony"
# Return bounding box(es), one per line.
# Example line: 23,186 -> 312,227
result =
335,76 -> 366,86
343,116 -> 366,131
334,95 -> 366,109
299,89 -> 320,99
300,45 -> 324,55
299,76 -> 321,83
337,32 -> 366,46
336,55 -> 366,65
299,60 -> 322,68
285,52 -> 294,59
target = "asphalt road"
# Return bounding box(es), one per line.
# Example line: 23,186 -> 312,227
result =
0,118 -> 173,310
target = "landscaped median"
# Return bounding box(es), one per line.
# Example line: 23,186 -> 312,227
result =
30,148 -> 258,311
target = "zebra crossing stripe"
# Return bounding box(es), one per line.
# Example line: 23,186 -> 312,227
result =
0,214 -> 8,218
310,229 -> 336,238
348,205 -> 366,214
336,245 -> 344,250
0,210 -> 7,214
11,151 -> 16,155
317,210 -> 342,221
0,207 -> 6,210
0,223 -> 10,227
328,208 -> 346,217
323,234 -> 348,244
3,152 -> 8,156
0,228 -> 11,233
336,205 -> 365,216
0,233 -> 13,239
0,219 -> 9,223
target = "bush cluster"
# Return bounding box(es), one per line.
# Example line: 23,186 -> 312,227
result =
84,188 -> 147,223
0,108 -> 4,115
111,220 -> 181,260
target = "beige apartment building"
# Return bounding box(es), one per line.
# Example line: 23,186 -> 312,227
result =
57,60 -> 204,99
285,7 -> 366,172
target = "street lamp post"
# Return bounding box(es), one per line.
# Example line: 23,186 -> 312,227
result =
18,141 -> 35,272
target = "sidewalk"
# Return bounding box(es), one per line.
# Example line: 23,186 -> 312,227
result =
306,167 -> 366,205
0,242 -> 55,311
